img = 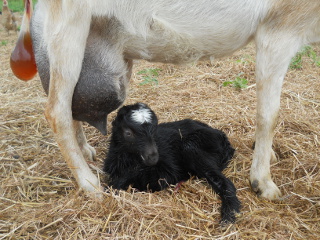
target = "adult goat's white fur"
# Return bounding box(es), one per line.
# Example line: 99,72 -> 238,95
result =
20,0 -> 320,199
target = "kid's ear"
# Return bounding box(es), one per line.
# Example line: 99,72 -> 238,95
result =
113,106 -> 129,127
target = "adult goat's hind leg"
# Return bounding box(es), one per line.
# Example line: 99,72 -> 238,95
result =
251,27 -> 302,200
43,1 -> 101,194
74,121 -> 97,162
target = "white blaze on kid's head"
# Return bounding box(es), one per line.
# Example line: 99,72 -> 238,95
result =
131,104 -> 152,124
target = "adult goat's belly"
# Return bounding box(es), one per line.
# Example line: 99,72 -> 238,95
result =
123,20 -> 256,64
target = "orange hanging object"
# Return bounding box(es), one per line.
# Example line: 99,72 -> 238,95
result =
10,0 -> 37,81
10,31 -> 37,81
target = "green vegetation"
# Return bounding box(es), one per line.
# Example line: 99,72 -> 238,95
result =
223,73 -> 248,90
137,68 -> 161,85
1,40 -> 8,46
290,45 -> 320,69
6,0 -> 38,13
235,54 -> 254,64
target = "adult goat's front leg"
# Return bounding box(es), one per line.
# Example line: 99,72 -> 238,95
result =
43,1 -> 101,194
251,29 -> 302,200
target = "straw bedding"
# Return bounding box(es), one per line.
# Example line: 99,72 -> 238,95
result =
0,26 -> 319,239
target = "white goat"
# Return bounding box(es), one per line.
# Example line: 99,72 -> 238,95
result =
14,0 -> 320,199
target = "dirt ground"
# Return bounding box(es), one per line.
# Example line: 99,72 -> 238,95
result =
0,23 -> 319,239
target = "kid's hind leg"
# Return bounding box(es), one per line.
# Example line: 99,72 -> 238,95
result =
188,154 -> 240,223
182,134 -> 239,223
202,169 -> 240,223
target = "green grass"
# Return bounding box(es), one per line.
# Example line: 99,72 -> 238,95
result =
223,73 -> 248,90
6,0 -> 38,13
290,45 -> 320,69
137,68 -> 162,85
1,40 -> 8,46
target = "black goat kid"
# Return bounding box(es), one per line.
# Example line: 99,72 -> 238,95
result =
103,103 -> 240,223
